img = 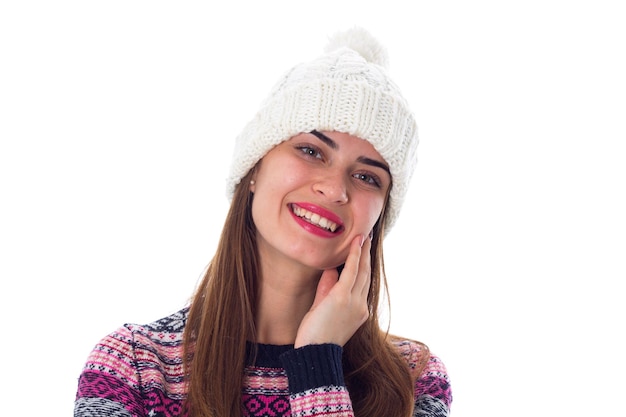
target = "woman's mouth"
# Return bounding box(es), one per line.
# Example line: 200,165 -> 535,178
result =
290,203 -> 342,233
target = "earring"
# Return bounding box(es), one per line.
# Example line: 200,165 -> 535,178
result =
250,180 -> 256,185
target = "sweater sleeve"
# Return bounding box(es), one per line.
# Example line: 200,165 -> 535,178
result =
392,339 -> 452,417
280,344 -> 354,417
412,354 -> 452,417
74,327 -> 145,417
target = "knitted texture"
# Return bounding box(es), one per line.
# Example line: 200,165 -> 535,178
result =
226,27 -> 418,234
74,308 -> 452,417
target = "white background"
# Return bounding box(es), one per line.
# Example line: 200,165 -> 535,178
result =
1,1 -> 625,416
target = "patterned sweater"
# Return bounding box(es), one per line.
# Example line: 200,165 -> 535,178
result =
74,308 -> 452,417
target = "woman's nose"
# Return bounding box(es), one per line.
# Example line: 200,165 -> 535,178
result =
312,174 -> 349,204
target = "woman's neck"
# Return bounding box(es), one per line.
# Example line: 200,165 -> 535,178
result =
254,255 -> 321,345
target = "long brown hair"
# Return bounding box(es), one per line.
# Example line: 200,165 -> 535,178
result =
183,169 -> 429,417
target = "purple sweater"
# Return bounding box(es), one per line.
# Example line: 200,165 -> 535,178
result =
74,308 -> 452,416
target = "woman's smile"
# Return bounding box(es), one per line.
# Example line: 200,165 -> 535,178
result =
289,202 -> 345,236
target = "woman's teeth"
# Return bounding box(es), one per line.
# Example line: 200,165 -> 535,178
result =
292,205 -> 339,232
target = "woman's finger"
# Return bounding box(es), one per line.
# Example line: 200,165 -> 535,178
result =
355,236 -> 372,297
336,234 -> 364,290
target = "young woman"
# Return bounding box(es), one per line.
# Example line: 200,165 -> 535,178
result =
74,28 -> 452,417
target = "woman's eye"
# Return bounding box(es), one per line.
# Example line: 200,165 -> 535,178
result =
297,146 -> 323,159
353,172 -> 381,187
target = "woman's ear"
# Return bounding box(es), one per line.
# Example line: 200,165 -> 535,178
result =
248,164 -> 260,193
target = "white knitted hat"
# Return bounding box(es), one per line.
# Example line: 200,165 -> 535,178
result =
226,27 -> 418,234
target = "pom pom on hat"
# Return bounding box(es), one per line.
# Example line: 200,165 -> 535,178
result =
226,27 -> 418,235
324,27 -> 390,68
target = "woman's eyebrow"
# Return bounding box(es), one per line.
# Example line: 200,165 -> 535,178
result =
357,156 -> 391,176
309,130 -> 338,149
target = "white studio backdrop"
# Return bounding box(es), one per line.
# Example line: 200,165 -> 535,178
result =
1,1 -> 624,416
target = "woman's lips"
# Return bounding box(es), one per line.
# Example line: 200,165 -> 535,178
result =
289,203 -> 344,236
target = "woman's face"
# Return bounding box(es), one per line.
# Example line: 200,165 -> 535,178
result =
250,131 -> 391,272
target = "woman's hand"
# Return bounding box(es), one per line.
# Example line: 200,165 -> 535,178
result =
294,234 -> 371,348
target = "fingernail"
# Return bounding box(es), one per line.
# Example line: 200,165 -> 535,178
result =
360,235 -> 365,247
